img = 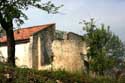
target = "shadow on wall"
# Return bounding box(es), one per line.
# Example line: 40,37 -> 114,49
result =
0,51 -> 6,63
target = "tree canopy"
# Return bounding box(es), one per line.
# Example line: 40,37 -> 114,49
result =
81,19 -> 125,75
0,0 -> 62,27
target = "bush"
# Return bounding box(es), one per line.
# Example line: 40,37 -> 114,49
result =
0,63 -> 125,83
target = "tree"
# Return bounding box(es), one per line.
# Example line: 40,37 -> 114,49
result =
0,0 -> 62,67
81,19 -> 125,75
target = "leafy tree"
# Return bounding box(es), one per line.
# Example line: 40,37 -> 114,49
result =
0,0 -> 62,66
81,19 -> 125,75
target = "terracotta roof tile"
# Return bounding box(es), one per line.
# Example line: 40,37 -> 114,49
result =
0,23 -> 55,43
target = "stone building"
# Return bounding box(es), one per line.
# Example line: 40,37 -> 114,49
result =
0,23 -> 87,72
0,24 -> 55,69
52,31 -> 87,72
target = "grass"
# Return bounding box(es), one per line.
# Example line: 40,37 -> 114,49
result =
0,63 -> 88,83
0,63 -> 124,83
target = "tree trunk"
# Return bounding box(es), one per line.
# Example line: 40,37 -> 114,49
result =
0,13 -> 15,67
6,28 -> 15,67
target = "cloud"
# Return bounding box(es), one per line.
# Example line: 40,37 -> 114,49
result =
21,0 -> 125,41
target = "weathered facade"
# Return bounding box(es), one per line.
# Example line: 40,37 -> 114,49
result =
0,24 -> 55,69
52,31 -> 87,72
31,25 -> 55,69
0,24 -> 87,72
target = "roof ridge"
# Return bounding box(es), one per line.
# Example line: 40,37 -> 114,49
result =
0,23 -> 55,43
16,23 -> 55,30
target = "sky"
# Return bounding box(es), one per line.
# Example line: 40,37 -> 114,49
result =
21,0 -> 125,41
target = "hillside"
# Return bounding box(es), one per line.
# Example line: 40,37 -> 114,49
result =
1,63 -> 123,83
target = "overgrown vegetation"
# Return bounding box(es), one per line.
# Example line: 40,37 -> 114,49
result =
0,63 -> 88,83
0,63 -> 125,83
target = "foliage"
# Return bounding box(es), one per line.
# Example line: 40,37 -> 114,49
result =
0,64 -> 88,83
0,0 -> 62,26
0,63 -> 125,83
91,76 -> 117,83
81,19 -> 125,75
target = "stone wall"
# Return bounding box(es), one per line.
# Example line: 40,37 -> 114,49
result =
31,25 -> 55,70
51,32 -> 87,72
0,25 -> 88,73
33,30 -> 88,72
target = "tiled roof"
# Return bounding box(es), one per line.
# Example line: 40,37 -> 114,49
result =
0,23 -> 55,43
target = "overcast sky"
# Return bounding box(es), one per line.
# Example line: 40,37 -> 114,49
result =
21,0 -> 125,41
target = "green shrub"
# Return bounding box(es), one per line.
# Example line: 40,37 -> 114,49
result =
0,63 -> 125,83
